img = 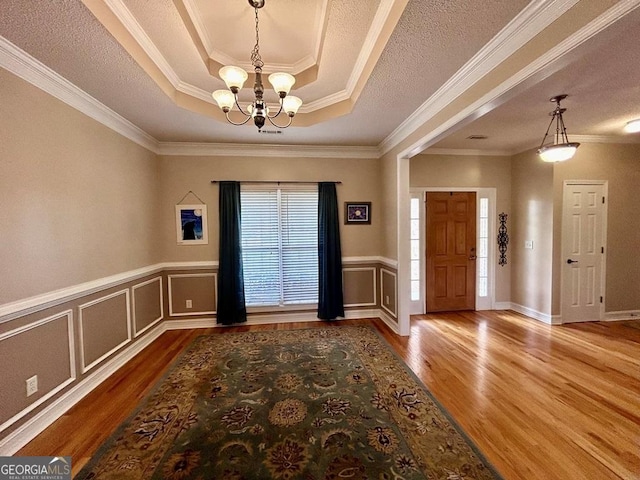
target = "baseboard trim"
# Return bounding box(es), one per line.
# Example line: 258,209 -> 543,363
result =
509,303 -> 560,325
378,310 -> 400,335
493,301 -> 512,310
604,310 -> 640,322
0,320 -> 167,456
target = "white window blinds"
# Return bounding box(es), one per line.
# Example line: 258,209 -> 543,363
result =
240,185 -> 318,307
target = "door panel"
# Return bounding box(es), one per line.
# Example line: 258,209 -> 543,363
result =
426,192 -> 476,312
561,183 -> 605,322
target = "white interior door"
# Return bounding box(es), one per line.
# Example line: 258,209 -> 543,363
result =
561,182 -> 607,323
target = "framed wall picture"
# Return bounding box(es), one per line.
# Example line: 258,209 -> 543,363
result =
344,202 -> 371,224
176,204 -> 208,244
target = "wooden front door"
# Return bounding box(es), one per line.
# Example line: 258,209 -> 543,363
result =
426,192 -> 476,312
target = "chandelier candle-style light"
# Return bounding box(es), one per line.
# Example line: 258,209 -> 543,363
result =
212,0 -> 303,131
537,94 -> 580,162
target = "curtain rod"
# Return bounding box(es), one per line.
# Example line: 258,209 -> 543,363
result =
210,180 -> 342,185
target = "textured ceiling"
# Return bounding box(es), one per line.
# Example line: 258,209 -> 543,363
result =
1,0 -> 640,151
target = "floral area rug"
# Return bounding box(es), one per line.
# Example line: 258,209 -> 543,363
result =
77,326 -> 502,479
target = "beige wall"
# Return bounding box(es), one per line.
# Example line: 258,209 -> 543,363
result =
158,155 -> 382,261
510,149 -> 554,315
410,153 -> 512,303
552,143 -> 640,314
0,70 -> 162,304
380,151 -> 399,260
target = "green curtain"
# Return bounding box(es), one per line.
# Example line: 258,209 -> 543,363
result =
318,182 -> 344,320
216,181 -> 246,325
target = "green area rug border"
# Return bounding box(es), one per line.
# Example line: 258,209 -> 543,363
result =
76,325 -> 504,479
364,326 -> 504,479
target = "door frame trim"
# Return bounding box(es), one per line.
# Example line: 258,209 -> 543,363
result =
560,180 -> 608,323
411,187 -> 497,312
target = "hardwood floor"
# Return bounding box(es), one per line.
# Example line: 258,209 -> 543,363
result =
16,312 -> 640,479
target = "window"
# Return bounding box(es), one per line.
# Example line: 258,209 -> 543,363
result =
240,185 -> 318,307
410,197 -> 421,301
478,197 -> 489,297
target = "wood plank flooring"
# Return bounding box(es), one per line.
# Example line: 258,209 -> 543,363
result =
15,312 -> 640,479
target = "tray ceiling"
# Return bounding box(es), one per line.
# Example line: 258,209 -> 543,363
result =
1,0 -> 640,152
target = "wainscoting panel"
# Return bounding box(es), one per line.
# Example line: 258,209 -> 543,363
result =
343,267 -> 377,307
79,290 -> 131,374
132,277 -> 163,337
0,311 -> 75,433
381,268 -> 398,319
168,273 -> 217,317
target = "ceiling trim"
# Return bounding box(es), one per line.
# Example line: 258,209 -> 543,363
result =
398,0 -> 640,159
157,142 -> 380,158
379,0 -> 580,156
96,0 -> 408,121
201,0 -> 329,74
182,0 -> 213,57
421,148 -> 513,157
571,134 -> 640,144
0,35 -> 159,153
0,35 -> 382,159
303,0 -> 409,112
105,0 -> 180,87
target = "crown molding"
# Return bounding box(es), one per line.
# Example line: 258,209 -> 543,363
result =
346,0 -> 405,94
182,0 -> 214,56
421,148 -> 513,157
105,0 -> 180,87
104,0 -> 222,108
301,88 -> 350,112
571,134 -> 640,144
379,0 -> 580,156
176,81 -> 215,103
157,142 -> 380,158
0,36 -> 159,153
0,35 -> 380,158
394,0 -> 640,159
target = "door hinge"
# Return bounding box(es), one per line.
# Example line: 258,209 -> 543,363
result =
601,246 -> 604,254
602,196 -> 605,204
600,296 -> 603,303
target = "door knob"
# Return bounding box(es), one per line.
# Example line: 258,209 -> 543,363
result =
566,259 -> 578,264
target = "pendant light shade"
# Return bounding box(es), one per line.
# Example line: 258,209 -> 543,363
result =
537,95 -> 580,162
268,72 -> 296,96
624,119 -> 640,133
538,143 -> 580,163
219,66 -> 248,92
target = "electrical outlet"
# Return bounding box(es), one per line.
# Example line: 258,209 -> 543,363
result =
525,240 -> 533,249
186,299 -> 193,309
26,375 -> 38,397
385,295 -> 390,305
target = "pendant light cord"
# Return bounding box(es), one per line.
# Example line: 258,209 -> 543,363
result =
251,7 -> 263,69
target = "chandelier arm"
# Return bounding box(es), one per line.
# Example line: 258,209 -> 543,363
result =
266,102 -> 284,119
266,114 -> 293,129
233,96 -> 252,117
224,110 -> 253,126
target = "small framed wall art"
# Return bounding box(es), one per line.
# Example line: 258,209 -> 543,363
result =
176,204 -> 208,244
344,202 -> 371,225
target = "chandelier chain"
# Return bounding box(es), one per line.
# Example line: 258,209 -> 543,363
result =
251,7 -> 264,69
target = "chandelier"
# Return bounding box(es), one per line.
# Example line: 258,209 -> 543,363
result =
212,0 -> 302,131
537,94 -> 580,162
